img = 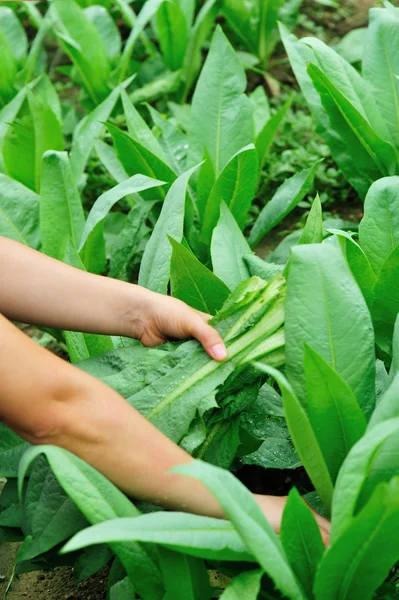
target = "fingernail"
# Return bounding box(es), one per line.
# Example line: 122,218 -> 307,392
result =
210,344 -> 227,361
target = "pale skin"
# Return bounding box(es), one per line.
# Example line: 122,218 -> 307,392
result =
0,237 -> 330,544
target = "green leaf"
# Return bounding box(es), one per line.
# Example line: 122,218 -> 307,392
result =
53,0 -> 110,104
248,163 -> 319,247
196,417 -> 241,469
330,229 -> 376,309
106,122 -> 176,200
371,243 -> 399,352
170,238 -> 230,313
19,446 -> 164,600
188,26 -> 253,177
84,5 -> 121,66
95,138 -> 129,183
122,90 -> 166,162
0,27 -> 17,107
156,0 -> 188,71
250,86 -> 271,137
315,478 -> 399,600
173,460 -> 306,600
201,144 -> 258,245
285,244 -> 376,417
254,364 -> 333,512
70,85 -> 121,182
330,418 -> 399,543
359,176 -> 399,275
256,96 -> 292,170
298,194 -> 323,245
0,85 -> 27,170
159,548 -> 212,600
307,63 -> 397,182
138,166 -> 197,294
40,151 -> 85,259
0,6 -> 27,66
196,148 -> 215,223
243,255 -> 284,280
281,488 -> 324,598
63,511 -> 253,562
211,202 -> 251,290
363,7 -> 399,149
130,70 -> 182,105
147,104 -> 188,174
0,424 -> 29,478
304,345 -> 367,483
0,173 -> 40,248
79,175 -> 163,251
219,570 -> 264,600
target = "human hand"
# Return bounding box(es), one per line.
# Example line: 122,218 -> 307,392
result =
254,494 -> 330,546
127,289 -> 228,361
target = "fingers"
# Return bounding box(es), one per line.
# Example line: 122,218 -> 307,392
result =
188,313 -> 227,361
313,511 -> 331,547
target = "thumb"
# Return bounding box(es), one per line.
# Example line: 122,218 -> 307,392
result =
189,314 -> 227,361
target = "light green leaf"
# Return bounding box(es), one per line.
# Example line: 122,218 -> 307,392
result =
122,90 -> 166,162
156,0 -> 188,71
211,202 -> 251,290
250,86 -> 271,137
84,5 -> 121,66
0,85 -> 27,170
248,163 -> 319,247
0,173 -> 40,248
220,570 -> 263,600
243,255 -> 284,280
188,26 -> 253,176
95,138 -> 129,183
256,96 -> 292,170
79,175 -> 163,251
298,194 -> 323,245
138,166 -> 197,294
285,244 -> 375,417
0,6 -> 27,66
147,104 -> 188,174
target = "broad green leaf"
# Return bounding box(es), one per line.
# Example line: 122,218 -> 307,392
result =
330,418 -> 399,542
122,91 -> 166,162
84,5 -> 121,66
370,370 -> 399,429
130,70 -> 182,105
0,173 -> 40,248
80,221 -> 107,275
298,194 -> 323,246
159,548 -> 212,600
196,417 -> 241,469
258,0 -> 286,63
173,460 -> 306,600
256,96 -> 292,170
70,85 -> 121,181
250,86 -> 271,137
79,175 -> 163,251
334,27 -> 366,64
40,151 -> 85,259
371,243 -> 399,352
211,202 -> 251,290
201,144 -> 258,245
74,544 -> 113,582
3,91 -> 64,192
308,63 -> 396,182
359,176 -> 399,275
281,488 -> 324,598
170,238 -> 230,313
302,36 -> 391,143
95,138 -> 129,183
315,478 -> 399,600
330,229 -> 376,309
0,424 -> 29,478
19,446 -> 164,600
242,438 -> 299,470
286,244 -> 375,417
219,570 -> 263,600
63,511 -> 253,562
255,364 -> 334,511
138,166 -> 197,294
110,577 -> 135,600
182,0 -> 220,99
0,27 -> 17,107
17,458 -> 88,562
304,345 -> 367,483
106,122 -> 176,200
0,85 -> 27,170
222,0 -> 257,55
248,163 -> 319,247
363,7 -> 399,149
62,239 -> 114,362
156,0 -> 188,71
279,23 -> 391,198
54,0 -> 110,104
0,6 -> 27,66
188,26 -> 253,176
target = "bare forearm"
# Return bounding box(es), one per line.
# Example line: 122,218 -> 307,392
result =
0,237 -> 145,336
